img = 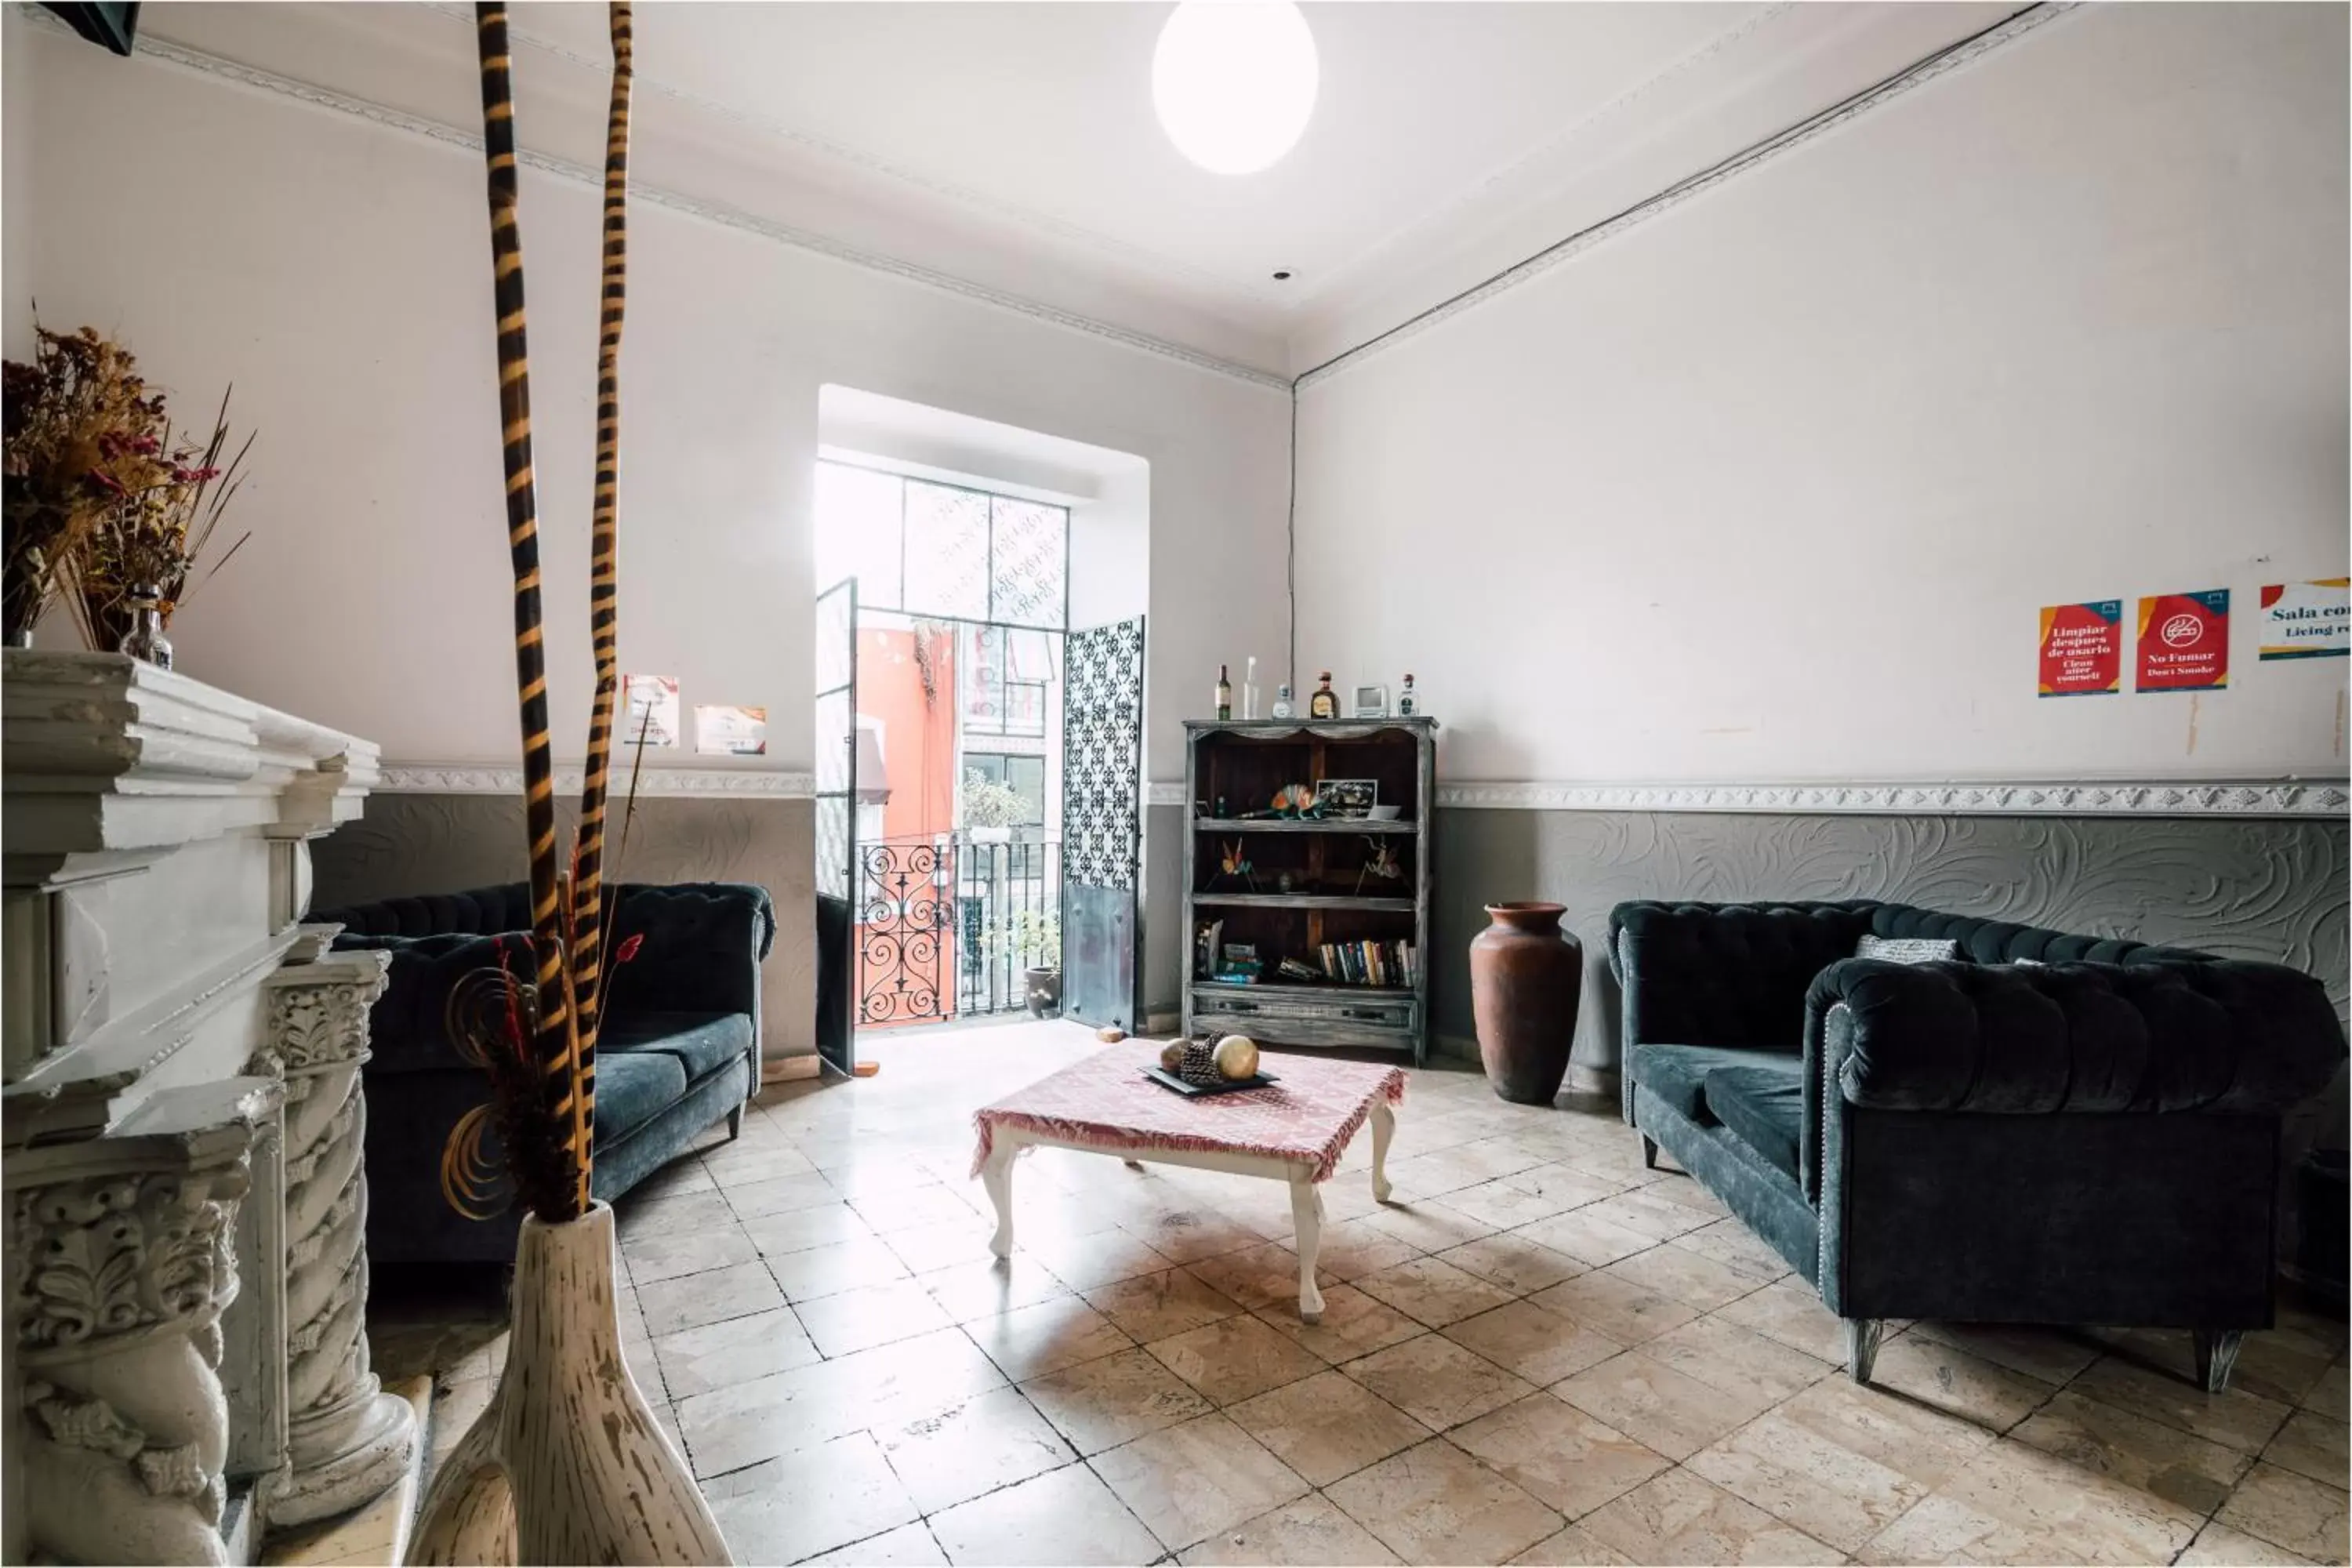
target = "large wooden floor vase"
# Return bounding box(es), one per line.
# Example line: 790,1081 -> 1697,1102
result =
403,1203 -> 728,1566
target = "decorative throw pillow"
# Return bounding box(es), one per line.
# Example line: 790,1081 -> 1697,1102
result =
1856,935 -> 1958,964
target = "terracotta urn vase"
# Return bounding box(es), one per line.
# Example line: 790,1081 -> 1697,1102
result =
1468,902 -> 1584,1105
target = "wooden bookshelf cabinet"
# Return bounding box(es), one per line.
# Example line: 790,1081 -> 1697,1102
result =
1181,717 -> 1436,1064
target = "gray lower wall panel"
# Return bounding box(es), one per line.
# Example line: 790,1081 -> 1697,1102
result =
310,792 -> 818,1059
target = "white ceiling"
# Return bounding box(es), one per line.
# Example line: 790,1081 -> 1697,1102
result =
139,2 -> 2021,379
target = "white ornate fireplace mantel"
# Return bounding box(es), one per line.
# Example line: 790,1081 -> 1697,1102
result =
2,650 -> 415,1564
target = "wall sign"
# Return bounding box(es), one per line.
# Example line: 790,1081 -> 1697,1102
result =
2259,579 -> 2349,661
696,703 -> 768,756
622,673 -> 681,746
2038,601 -> 2122,697
2136,590 -> 2229,692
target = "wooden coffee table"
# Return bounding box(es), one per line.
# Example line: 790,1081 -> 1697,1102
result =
971,1044 -> 1404,1320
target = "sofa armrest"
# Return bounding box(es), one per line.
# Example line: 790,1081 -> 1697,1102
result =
335,931 -> 537,1075
1798,956 -> 2347,1201
1610,899 -> 1878,1052
602,882 -> 775,1030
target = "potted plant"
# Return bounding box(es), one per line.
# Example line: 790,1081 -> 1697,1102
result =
960,767 -> 1035,843
989,908 -> 1063,1017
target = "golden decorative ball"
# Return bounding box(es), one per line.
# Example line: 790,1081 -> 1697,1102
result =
1213,1034 -> 1261,1080
1160,1041 -> 1187,1073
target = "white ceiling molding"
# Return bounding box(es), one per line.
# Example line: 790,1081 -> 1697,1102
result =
1297,2 -> 2071,390
378,765 -> 816,800
1432,779 -> 2348,819
35,9 -> 1290,394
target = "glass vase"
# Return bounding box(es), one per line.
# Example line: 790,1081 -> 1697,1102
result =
118,586 -> 173,670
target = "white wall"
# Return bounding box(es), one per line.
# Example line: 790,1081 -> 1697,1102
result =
4,11 -> 36,358
1296,4 -> 2348,785
13,23 -> 1287,786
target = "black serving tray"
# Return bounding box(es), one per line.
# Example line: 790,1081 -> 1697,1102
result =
1142,1067 -> 1282,1098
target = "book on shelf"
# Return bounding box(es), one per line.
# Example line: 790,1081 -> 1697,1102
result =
1312,938 -> 1417,989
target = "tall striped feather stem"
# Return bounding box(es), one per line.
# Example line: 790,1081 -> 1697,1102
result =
475,0 -> 585,1221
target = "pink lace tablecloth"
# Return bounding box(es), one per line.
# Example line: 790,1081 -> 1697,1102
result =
971,1044 -> 1405,1182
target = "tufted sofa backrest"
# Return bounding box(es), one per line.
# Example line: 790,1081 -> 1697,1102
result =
1865,904 -> 2212,967
321,884 -> 539,939
1613,901 -> 1878,1050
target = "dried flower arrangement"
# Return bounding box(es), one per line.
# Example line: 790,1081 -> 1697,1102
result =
1,325 -> 252,649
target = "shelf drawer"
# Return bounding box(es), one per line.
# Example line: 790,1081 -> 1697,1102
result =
1192,988 -> 1417,1035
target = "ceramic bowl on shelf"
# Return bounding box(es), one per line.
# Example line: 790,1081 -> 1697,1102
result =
1367,804 -> 1403,821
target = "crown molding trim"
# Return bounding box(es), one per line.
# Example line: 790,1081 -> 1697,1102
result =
25,7 -> 1289,393
377,765 -> 816,800
1298,2 -> 2073,392
1433,779 -> 2349,820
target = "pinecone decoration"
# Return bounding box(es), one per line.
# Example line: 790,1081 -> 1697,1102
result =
1178,1040 -> 1221,1087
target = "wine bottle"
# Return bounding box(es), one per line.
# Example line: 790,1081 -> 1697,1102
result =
1308,671 -> 1338,719
1214,664 -> 1232,721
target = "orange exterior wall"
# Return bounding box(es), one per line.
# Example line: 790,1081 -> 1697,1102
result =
855,625 -> 962,1025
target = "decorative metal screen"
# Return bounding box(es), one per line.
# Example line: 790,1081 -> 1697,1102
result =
1061,617 -> 1145,1031
1062,617 -> 1145,890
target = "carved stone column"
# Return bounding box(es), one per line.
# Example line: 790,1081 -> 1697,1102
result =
258,948 -> 417,1526
9,1098 -> 270,1566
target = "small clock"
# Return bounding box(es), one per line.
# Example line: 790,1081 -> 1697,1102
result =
1352,684 -> 1389,719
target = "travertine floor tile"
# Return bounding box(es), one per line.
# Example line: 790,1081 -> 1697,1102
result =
637,1259 -> 786,1336
1905,1319 -> 2100,1387
1358,1197 -> 1504,1253
1579,1468 -> 1842,1566
1284,1216 -> 1421,1282
704,1432 -> 919,1563
1512,1209 -> 1659,1268
1864,1331 -> 2056,1433
1578,1187 -> 1722,1242
794,1276 -> 956,1357
1443,1300 -> 1624,1385
1091,1411 -> 1311,1550
1147,1313 -> 1328,1405
742,1200 -> 878,1256
2010,1387 -> 2254,1515
2216,1461 -> 2351,1563
1442,1177 -> 1595,1230
1084,1268 -> 1244,1342
676,1327 -> 1005,1477
1766,1375 -> 1995,1494
1711,1279 -> 1852,1363
916,1254 -> 1073,1323
651,1306 -> 820,1401
2265,1405 -> 2352,1490
1019,1346 -> 1214,1454
2178,1521 -> 2321,1566
1554,1350 -> 1765,1461
1254,1284 -> 1426,1363
615,1189 -> 736,1242
873,1385 -> 1076,1515
1225,1368 -> 1431,1486
1508,1522 -> 1636,1565
1602,1241 -> 1766,1313
2068,1351 -> 2294,1452
720,1170 -> 842,1219
1345,1332 -> 1537,1432
1325,1439 -> 1564,1566
925,1460 -> 1161,1566
1859,1436 -> 2200,1566
963,1294 -> 1134,1381
1449,1391 -> 1671,1519
1018,1223 -> 1176,1290
1638,1316 -> 1832,1409
1672,1218 -> 1795,1284
802,1522 -> 948,1566
1178,1493 -> 1403,1566
1689,1406 -> 1935,1553
1354,1256 -> 1519,1328
1529,1269 -> 1702,1347
1435,1234 -> 1588,1295
765,1233 -> 913,1302
849,1181 -> 982,1234
1186,1242 -> 1319,1311
2302,1359 -> 2348,1421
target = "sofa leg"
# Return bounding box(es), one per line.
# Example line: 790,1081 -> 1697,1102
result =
1640,1136 -> 1658,1171
1844,1319 -> 1884,1384
2194,1330 -> 2245,1393
726,1105 -> 746,1142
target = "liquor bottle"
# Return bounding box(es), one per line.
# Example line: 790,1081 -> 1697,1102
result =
1214,664 -> 1232,720
1399,673 -> 1416,716
1271,682 -> 1295,719
1308,671 -> 1339,719
1242,656 -> 1260,721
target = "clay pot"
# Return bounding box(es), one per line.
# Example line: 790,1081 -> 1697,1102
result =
1468,902 -> 1583,1105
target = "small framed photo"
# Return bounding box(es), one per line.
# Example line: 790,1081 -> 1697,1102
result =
1352,683 -> 1390,718
1316,778 -> 1377,818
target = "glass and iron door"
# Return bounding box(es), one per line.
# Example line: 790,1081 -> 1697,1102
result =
811,577 -> 857,1074
1061,616 -> 1145,1030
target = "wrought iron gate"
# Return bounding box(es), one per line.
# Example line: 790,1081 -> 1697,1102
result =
1061,616 -> 1145,1030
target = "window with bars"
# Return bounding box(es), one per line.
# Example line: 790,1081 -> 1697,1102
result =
815,460 -> 1069,630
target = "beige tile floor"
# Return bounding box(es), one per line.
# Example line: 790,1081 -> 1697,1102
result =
405,1019 -> 2350,1566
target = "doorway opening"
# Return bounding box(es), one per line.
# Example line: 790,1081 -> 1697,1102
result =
810,387 -> 1148,1059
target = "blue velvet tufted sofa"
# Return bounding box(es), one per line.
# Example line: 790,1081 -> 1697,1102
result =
318,881 -> 775,1265
1610,898 -> 2346,1391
